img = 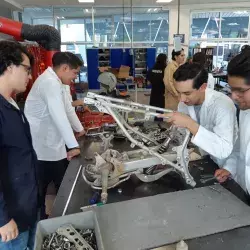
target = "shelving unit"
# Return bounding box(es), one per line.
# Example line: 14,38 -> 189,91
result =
133,47 -> 156,88
98,48 -> 110,67
192,47 -> 214,72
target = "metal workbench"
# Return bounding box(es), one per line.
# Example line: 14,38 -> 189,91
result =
51,137 -> 250,250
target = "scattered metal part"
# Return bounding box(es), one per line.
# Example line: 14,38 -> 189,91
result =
157,136 -> 171,154
42,225 -> 98,250
200,175 -> 218,184
209,185 -> 222,194
85,156 -> 94,161
99,133 -> 114,151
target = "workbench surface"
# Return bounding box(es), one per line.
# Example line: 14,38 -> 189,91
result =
51,137 -> 250,250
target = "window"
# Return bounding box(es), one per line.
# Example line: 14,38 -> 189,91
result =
190,10 -> 250,71
220,11 -> 249,39
191,12 -> 220,39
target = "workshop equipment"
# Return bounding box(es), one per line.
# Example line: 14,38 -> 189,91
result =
76,109 -> 116,133
83,93 -> 196,203
0,17 -> 61,101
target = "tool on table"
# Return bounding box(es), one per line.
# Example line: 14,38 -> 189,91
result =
208,185 -> 222,194
80,202 -> 104,211
200,174 -> 218,184
89,192 -> 100,205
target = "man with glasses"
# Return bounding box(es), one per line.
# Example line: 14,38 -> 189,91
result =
25,52 -> 85,219
161,62 -> 238,167
215,46 -> 250,197
0,41 -> 39,249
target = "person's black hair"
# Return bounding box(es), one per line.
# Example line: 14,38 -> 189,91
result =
192,52 -> 206,67
52,52 -> 83,69
173,62 -> 208,89
172,48 -> 184,61
0,40 -> 34,77
227,45 -> 250,85
154,53 -> 167,69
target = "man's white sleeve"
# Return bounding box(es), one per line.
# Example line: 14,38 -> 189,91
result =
63,87 -> 84,133
223,136 -> 240,178
40,79 -> 79,149
192,101 -> 238,160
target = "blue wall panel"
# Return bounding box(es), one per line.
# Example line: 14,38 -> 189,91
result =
87,48 -> 99,89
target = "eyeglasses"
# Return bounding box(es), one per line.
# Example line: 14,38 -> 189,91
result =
20,63 -> 32,75
229,86 -> 250,96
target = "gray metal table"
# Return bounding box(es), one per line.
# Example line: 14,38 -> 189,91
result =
51,137 -> 250,249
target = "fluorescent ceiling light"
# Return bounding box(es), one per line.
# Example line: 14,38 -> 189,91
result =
156,0 -> 173,3
85,9 -> 89,12
147,8 -> 151,12
227,23 -> 239,26
78,0 -> 94,2
234,11 -> 248,15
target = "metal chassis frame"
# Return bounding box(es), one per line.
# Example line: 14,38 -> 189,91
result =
83,93 -> 196,202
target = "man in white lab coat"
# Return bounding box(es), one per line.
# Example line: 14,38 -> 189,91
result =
25,52 -> 85,218
161,62 -> 238,167
215,46 -> 250,196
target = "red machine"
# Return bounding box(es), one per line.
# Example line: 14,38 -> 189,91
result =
0,17 -> 60,67
76,109 -> 116,132
0,17 -> 61,100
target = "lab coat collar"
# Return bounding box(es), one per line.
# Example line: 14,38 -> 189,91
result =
203,88 -> 215,108
47,67 -> 63,85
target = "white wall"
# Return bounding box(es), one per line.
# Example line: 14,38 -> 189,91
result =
168,7 -> 190,58
167,2 -> 250,57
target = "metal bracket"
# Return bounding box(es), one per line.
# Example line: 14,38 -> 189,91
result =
57,224 -> 94,250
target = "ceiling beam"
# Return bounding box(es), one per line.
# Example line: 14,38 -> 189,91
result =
2,0 -> 23,10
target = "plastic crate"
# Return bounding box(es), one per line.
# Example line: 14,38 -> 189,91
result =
34,210 -> 104,250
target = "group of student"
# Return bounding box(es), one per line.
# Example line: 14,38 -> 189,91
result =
149,45 -> 250,201
0,41 -> 85,249
1,39 -> 250,250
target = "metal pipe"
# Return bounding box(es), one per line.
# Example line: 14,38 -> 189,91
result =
86,92 -> 173,113
62,165 -> 83,216
177,0 -> 180,34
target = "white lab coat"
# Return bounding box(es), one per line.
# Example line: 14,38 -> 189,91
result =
178,88 -> 238,167
25,67 -> 84,161
208,73 -> 216,89
223,110 -> 250,193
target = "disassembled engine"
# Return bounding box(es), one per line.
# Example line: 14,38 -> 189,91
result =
83,93 -> 196,203
42,224 -> 97,250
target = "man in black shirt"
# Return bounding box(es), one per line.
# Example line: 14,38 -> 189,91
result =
0,41 -> 39,249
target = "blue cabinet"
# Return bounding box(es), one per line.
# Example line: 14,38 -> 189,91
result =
147,48 -> 157,71
86,48 -> 99,89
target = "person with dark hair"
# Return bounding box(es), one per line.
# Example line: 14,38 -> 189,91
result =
215,45 -> 250,195
164,48 -> 185,110
25,52 -> 85,219
161,62 -> 238,166
192,52 -> 215,89
148,53 -> 167,108
0,41 -> 39,249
